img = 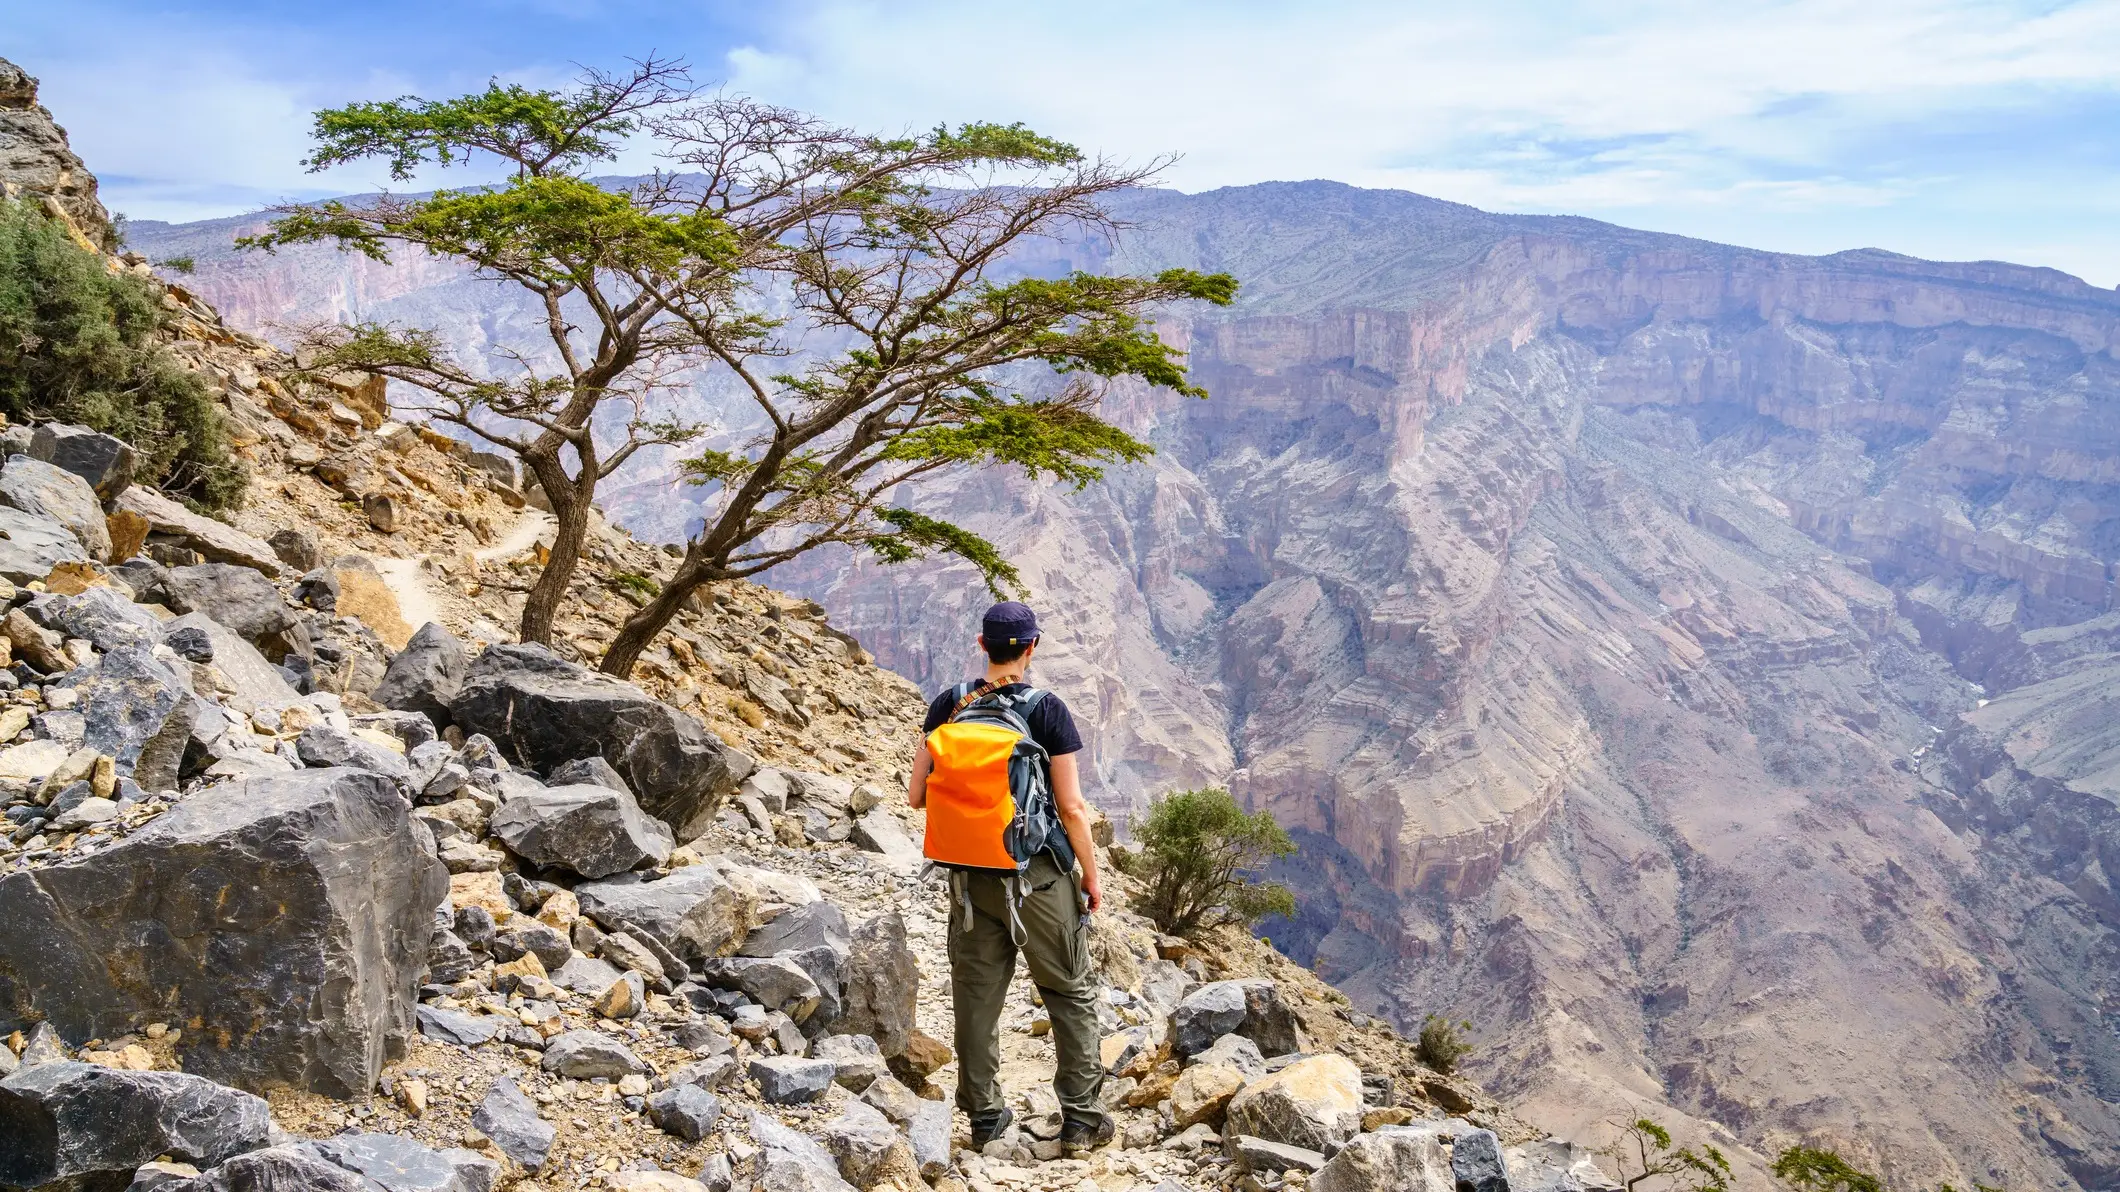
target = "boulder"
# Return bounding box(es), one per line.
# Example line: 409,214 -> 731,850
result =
1171,1062 -> 1247,1129
575,867 -> 757,962
1236,979 -> 1306,1056
488,783 -> 673,879
371,623 -> 468,727
741,900 -> 849,959
1172,981 -> 1249,1057
540,1031 -> 647,1079
48,644 -> 198,791
1453,1127 -> 1511,1192
0,505 -> 87,581
750,1057 -> 837,1104
818,1096 -> 920,1189
810,1032 -> 888,1092
268,527 -> 322,572
416,1006 -> 504,1047
450,644 -> 752,841
751,1111 -> 858,1192
473,1077 -> 554,1171
835,911 -> 918,1058
548,955 -> 625,998
849,808 -> 920,869
1227,1135 -> 1330,1176
31,423 -> 136,503
645,1083 -> 723,1141
298,1133 -> 500,1192
549,754 -> 630,793
0,454 -> 109,557
0,1061 -> 271,1190
1313,1127 -> 1455,1192
162,563 -> 296,649
1506,1139 -> 1623,1192
27,585 -> 161,652
164,613 -> 302,712
1194,1032 -> 1267,1077
699,956 -> 822,1021
115,487 -> 281,576
296,723 -> 412,782
740,768 -> 790,813
162,1144 -> 371,1192
0,768 -> 448,1096
906,1097 -> 952,1180
1221,1054 -> 1364,1153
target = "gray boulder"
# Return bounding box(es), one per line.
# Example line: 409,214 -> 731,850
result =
1222,1054 -> 1364,1153
1228,1136 -> 1329,1176
1173,981 -> 1250,1057
849,808 -> 920,869
749,1057 -> 836,1105
488,783 -> 673,879
298,1133 -> 499,1192
0,768 -> 448,1096
548,954 -> 625,997
645,1083 -> 723,1141
296,723 -> 412,782
115,487 -> 282,577
1314,1128 -> 1454,1192
450,643 -> 752,841
31,423 -> 136,503
540,1030 -> 647,1078
835,912 -> 918,1057
162,564 -> 296,648
1194,1032 -> 1268,1077
473,1077 -> 554,1171
818,1096 -> 917,1189
371,623 -> 468,727
549,754 -> 630,793
740,900 -> 848,959
1453,1127 -> 1512,1192
751,1111 -> 858,1192
165,613 -> 302,712
575,867 -> 755,962
50,644 -> 199,792
416,1006 -> 504,1047
809,1033 -> 887,1092
0,504 -> 87,581
0,454 -> 110,557
0,1061 -> 271,1190
162,1144 -> 371,1192
268,527 -> 322,572
27,585 -> 162,652
699,956 -> 822,1021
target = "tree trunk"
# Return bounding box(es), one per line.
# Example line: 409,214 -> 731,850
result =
599,557 -> 718,677
516,451 -> 593,646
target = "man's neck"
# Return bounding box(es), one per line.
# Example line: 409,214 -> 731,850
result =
983,664 -> 1027,687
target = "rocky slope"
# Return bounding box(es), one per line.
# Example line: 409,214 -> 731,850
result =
119,95 -> 2120,1192
0,57 -> 1604,1192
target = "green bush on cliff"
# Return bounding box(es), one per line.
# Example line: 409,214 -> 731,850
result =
1120,786 -> 1296,937
1416,1013 -> 1475,1073
0,198 -> 243,508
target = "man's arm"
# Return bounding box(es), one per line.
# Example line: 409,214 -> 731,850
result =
906,744 -> 932,810
1050,752 -> 1102,912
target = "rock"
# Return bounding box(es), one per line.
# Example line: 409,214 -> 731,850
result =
3,606 -> 69,673
372,622 -> 468,727
0,454 -> 110,557
164,1144 -> 371,1191
645,1083 -> 723,1141
741,899 -> 849,958
906,1097 -> 952,1180
549,754 -> 630,793
1453,1127 -> 1511,1192
0,768 -> 448,1096
540,1031 -> 648,1078
810,1032 -> 888,1091
836,911 -> 917,1057
605,1174 -> 708,1192
1506,1140 -> 1622,1192
1221,1054 -> 1364,1153
1227,1135 -> 1330,1176
1194,1032 -> 1268,1077
740,768 -> 790,813
19,1022 -> 67,1067
128,1159 -> 202,1189
784,770 -> 854,815
473,1077 -> 554,1171
164,613 -> 302,711
857,1073 -> 925,1123
751,1111 -> 859,1192
0,1061 -> 271,1189
416,1006 -> 503,1047
1171,1062 -> 1247,1129
364,492 -> 398,533
50,794 -> 117,830
886,1028 -> 951,1090
488,783 -> 674,879
600,929 -> 676,982
268,527 -> 321,572
699,956 -> 822,1021
1173,980 -> 1249,1057
162,563 -> 295,649
548,954 -> 625,997
296,722 -> 412,781
750,1056 -> 837,1104
0,505 -> 87,581
106,508 -> 149,562
115,486 -> 281,575
30,424 -> 136,502
298,1133 -> 500,1192
450,643 -> 752,841
819,1096 -> 920,1189
1421,1075 -> 1479,1114
849,807 -> 920,869
1313,1128 -> 1455,1192
594,971 -> 646,1019
576,867 -> 757,962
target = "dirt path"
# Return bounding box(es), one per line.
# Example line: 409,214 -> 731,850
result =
376,508 -> 554,635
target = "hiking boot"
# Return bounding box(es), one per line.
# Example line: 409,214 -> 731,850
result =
1060,1114 -> 1115,1157
969,1107 -> 1014,1149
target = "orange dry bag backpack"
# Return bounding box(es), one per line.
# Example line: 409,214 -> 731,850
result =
922,683 -> 1066,874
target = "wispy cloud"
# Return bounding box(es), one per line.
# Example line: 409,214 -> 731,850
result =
7,0 -> 2120,281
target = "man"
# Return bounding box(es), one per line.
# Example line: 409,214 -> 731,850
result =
906,600 -> 1113,1156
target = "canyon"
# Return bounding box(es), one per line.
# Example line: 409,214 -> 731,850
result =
134,180 -> 2120,1191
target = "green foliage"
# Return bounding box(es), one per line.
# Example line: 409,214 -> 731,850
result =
1774,1147 -> 1883,1192
868,508 -> 1023,599
1415,1015 -> 1474,1074
1125,787 -> 1296,937
157,255 -> 196,275
0,199 -> 243,508
1610,1119 -> 1733,1192
608,571 -> 661,602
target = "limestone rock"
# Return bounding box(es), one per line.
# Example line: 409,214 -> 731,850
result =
29,424 -> 136,503
161,1144 -> 371,1191
539,1030 -> 647,1078
819,1096 -> 920,1189
810,1032 -> 888,1092
0,1061 -> 271,1190
488,782 -> 673,879
0,504 -> 88,581
699,955 -> 822,1021
0,768 -> 448,1096
27,585 -> 160,652
1227,1135 -> 1329,1176
1312,1127 -> 1455,1192
835,911 -> 917,1058
451,643 -> 753,841
473,1076 -> 554,1171
1171,1062 -> 1247,1129
297,1133 -> 500,1192
161,563 -> 296,650
0,454 -> 110,557
372,622 -> 468,727
1172,980 -> 1249,1057
416,1006 -> 503,1047
750,1056 -> 837,1104
1222,1054 -> 1364,1153
575,867 -> 757,962
115,487 -> 280,576
645,1082 -> 723,1141
1453,1126 -> 1511,1192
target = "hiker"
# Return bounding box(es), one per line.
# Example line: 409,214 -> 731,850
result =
907,600 -> 1113,1156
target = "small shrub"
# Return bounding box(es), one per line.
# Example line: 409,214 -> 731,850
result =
610,571 -> 661,602
1127,787 -> 1296,937
0,199 -> 243,508
1610,1119 -> 1732,1192
1774,1147 -> 1882,1192
1416,1014 -> 1474,1074
729,696 -> 765,728
158,255 -> 196,275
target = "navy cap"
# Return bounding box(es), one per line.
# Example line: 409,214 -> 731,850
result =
982,601 -> 1040,647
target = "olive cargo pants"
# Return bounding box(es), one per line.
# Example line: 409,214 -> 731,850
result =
947,851 -> 1107,1126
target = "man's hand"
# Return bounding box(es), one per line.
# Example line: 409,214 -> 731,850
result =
1080,867 -> 1103,914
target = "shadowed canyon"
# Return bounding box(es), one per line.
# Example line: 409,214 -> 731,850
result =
135,181 -> 2120,1191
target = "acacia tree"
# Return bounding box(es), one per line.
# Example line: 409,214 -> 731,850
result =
1609,1120 -> 1734,1192
245,58 -> 722,643
593,96 -> 1235,675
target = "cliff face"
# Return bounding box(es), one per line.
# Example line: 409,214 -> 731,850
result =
0,60 -> 115,250
134,181 -> 2120,1191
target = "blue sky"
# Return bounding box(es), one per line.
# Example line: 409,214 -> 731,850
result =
8,0 -> 2120,285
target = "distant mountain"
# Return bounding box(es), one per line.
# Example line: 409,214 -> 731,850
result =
134,177 -> 2120,1192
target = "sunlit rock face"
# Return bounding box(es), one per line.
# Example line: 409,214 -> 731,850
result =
140,181 -> 2120,1191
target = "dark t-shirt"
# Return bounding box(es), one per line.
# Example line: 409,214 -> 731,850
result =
923,681 -> 1084,757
